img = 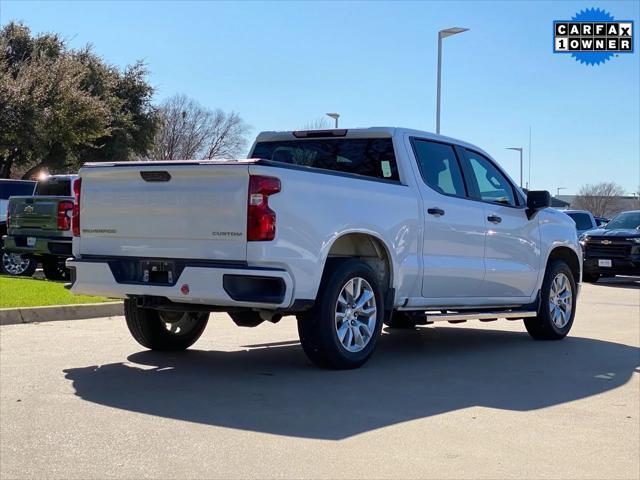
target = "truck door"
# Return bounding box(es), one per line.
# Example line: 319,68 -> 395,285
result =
461,148 -> 541,298
407,137 -> 487,299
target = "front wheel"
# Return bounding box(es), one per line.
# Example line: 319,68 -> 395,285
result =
124,299 -> 209,351
297,259 -> 384,369
524,260 -> 577,340
1,251 -> 36,277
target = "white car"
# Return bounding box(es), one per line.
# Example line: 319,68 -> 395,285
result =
68,127 -> 581,369
561,209 -> 599,236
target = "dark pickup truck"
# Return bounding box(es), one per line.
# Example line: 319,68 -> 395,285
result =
579,210 -> 640,282
4,175 -> 78,280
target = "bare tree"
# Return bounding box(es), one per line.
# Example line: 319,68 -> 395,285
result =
302,117 -> 330,130
572,182 -> 626,217
150,94 -> 250,160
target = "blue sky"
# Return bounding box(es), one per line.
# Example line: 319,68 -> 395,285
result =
1,0 -> 639,194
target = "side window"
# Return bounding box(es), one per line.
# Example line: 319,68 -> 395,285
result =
412,139 -> 466,197
464,150 -> 517,207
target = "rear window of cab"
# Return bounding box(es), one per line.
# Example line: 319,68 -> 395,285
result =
251,138 -> 400,182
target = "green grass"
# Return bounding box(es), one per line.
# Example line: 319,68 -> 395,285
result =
0,275 -> 110,308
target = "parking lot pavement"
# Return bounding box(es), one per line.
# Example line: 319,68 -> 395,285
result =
1,279 -> 638,480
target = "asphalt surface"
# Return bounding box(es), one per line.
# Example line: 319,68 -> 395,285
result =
1,278 -> 639,479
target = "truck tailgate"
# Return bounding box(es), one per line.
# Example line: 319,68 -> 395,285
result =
8,196 -> 69,231
79,163 -> 250,261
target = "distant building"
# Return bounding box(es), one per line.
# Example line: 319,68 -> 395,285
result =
550,196 -> 571,208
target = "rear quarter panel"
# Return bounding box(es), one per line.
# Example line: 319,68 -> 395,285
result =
246,164 -> 422,302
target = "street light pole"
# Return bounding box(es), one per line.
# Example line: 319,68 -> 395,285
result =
436,27 -> 469,134
506,147 -> 524,188
326,113 -> 340,128
557,187 -> 566,196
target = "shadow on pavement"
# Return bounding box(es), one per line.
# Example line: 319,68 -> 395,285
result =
64,326 -> 639,440
594,276 -> 640,289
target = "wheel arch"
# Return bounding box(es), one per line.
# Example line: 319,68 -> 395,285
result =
545,245 -> 581,286
321,231 -> 395,295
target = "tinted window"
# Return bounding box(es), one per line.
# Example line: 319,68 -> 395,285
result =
251,138 -> 399,181
567,213 -> 593,230
0,181 -> 36,200
35,178 -> 72,196
465,150 -> 517,207
411,139 -> 466,197
605,211 -> 640,230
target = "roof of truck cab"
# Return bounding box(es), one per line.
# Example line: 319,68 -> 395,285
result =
254,127 -> 491,158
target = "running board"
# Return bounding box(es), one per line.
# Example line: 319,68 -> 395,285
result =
425,311 -> 537,323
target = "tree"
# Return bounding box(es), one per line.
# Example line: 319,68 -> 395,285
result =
572,182 -> 626,217
0,22 -> 158,179
302,117 -> 330,130
149,94 -> 250,160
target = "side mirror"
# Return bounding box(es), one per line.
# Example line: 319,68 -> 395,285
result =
526,190 -> 551,219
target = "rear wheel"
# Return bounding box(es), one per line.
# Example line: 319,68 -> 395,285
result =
1,251 -> 36,277
124,299 -> 209,350
297,259 -> 384,369
42,256 -> 69,281
525,260 -> 577,340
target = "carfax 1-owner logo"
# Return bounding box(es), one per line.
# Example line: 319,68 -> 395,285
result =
554,8 -> 634,65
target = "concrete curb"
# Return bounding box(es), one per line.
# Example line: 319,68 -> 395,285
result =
0,302 -> 123,326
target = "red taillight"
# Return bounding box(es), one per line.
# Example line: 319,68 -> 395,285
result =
72,178 -> 81,237
57,200 -> 74,230
247,175 -> 280,241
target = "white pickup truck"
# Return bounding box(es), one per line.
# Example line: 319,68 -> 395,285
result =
68,128 -> 581,369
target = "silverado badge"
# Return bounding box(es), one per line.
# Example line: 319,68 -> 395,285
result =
23,205 -> 34,214
601,240 -> 612,245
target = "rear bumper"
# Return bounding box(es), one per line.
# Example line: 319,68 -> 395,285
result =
66,258 -> 294,310
2,234 -> 72,257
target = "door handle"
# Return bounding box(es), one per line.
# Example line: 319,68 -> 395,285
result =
427,208 -> 445,216
487,214 -> 502,224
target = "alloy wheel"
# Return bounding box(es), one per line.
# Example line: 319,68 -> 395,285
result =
158,311 -> 202,336
2,253 -> 32,276
334,277 -> 377,353
548,272 -> 573,328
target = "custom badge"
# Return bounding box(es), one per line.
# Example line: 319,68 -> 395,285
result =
553,8 -> 634,65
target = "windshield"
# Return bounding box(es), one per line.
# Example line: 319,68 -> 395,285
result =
604,211 -> 640,230
0,181 -> 36,200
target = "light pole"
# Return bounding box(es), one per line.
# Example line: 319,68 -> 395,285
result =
556,187 -> 566,196
326,113 -> 340,128
436,27 -> 469,134
506,147 -> 524,188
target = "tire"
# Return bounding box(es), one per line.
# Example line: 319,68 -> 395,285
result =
384,311 -> 419,329
0,250 -> 36,277
42,256 -> 69,281
297,259 -> 385,369
582,272 -> 600,283
124,299 -> 209,351
525,260 -> 577,340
